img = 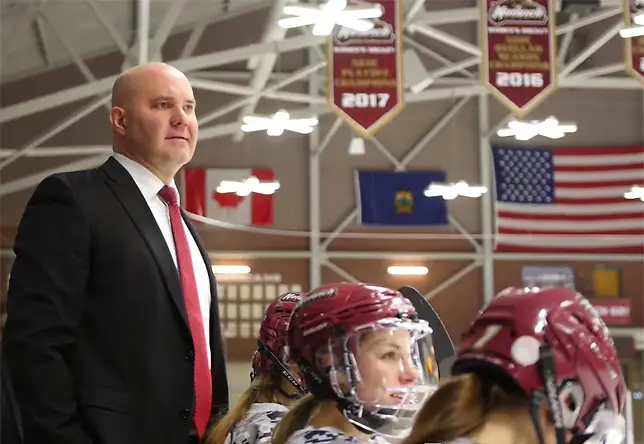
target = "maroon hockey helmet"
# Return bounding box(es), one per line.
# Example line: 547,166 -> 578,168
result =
287,282 -> 439,439
250,292 -> 305,394
453,287 -> 627,444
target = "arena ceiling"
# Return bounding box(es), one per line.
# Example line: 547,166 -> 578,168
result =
0,0 -> 642,319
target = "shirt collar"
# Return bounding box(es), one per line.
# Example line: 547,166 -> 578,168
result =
112,152 -> 179,203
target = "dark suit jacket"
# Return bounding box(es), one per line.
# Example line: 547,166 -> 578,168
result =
1,157 -> 229,444
1,350 -> 23,444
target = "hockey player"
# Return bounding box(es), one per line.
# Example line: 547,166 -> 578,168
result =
272,282 -> 439,444
401,286 -> 627,444
207,292 -> 307,444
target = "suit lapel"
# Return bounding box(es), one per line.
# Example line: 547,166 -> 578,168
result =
102,157 -> 189,327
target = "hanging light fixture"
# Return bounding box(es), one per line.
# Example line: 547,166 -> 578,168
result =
240,109 -> 318,136
496,116 -> 577,141
278,0 -> 384,36
624,185 -> 644,201
216,176 -> 281,196
620,11 -> 644,38
424,181 -> 488,200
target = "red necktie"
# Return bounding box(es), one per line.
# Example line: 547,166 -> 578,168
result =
158,186 -> 212,436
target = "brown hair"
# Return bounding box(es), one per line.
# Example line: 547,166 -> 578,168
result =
206,373 -> 277,444
401,373 -> 529,444
271,394 -> 320,444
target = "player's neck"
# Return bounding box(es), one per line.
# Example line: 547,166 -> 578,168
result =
309,401 -> 371,440
467,410 -> 536,444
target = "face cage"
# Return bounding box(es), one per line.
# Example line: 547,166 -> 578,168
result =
323,318 -> 438,439
532,346 -> 625,444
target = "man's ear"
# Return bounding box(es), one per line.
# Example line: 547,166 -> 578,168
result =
109,107 -> 127,134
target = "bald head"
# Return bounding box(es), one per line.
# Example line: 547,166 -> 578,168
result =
108,61 -> 198,184
111,62 -> 189,107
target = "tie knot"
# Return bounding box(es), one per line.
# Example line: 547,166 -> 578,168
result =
158,185 -> 178,206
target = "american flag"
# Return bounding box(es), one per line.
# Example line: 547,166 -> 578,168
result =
492,146 -> 644,254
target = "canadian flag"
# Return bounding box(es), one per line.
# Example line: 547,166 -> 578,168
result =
183,168 -> 274,226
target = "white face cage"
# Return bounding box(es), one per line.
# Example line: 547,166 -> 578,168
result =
316,318 -> 439,439
556,380 -> 626,444
581,406 -> 626,444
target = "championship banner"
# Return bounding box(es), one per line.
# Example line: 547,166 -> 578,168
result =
624,0 -> 644,83
481,0 -> 556,116
328,0 -> 403,136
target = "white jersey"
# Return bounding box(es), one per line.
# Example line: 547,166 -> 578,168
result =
225,402 -> 288,444
284,426 -> 390,444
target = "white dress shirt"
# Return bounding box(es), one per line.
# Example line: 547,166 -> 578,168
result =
113,153 -> 212,368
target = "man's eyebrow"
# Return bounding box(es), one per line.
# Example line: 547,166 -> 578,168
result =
152,96 -> 196,104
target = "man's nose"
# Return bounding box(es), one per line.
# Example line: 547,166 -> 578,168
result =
171,108 -> 188,126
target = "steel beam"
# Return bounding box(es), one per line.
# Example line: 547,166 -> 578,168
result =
408,24 -> 482,57
555,7 -> 621,35
137,0 -> 150,65
323,260 -> 361,283
558,14 -> 578,66
565,62 -> 625,78
0,95 -> 111,171
197,85 -> 484,143
188,78 -> 324,105
84,0 -> 129,54
559,77 -> 643,89
0,154 -> 111,197
424,260 -> 482,300
403,37 -> 476,79
32,16 -> 51,66
0,246 -> 639,263
0,146 -> 111,157
147,0 -> 186,62
478,96 -> 495,303
308,47 -> 322,289
326,252 -> 480,260
558,19 -> 623,78
412,7 -> 479,25
196,61 -> 326,128
0,34 -> 327,124
246,0 -> 288,71
478,6 -> 494,305
494,253 -> 644,262
41,12 -> 96,81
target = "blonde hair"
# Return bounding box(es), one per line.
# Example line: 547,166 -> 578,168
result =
401,373 -> 529,444
271,394 -> 320,444
206,373 -> 277,444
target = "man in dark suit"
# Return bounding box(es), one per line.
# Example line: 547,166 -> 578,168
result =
2,62 -> 228,444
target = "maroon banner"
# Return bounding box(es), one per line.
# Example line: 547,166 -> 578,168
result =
589,299 -> 632,325
482,0 -> 556,116
624,0 -> 644,83
328,0 -> 403,136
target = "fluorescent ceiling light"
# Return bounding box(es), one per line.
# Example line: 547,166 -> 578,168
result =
348,137 -> 365,155
387,266 -> 429,276
212,265 -> 251,275
278,0 -> 384,36
241,109 -> 318,136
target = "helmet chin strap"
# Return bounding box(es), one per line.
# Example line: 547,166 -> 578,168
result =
534,345 -> 582,444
